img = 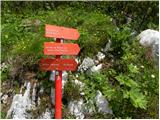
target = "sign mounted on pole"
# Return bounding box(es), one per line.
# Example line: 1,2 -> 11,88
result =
45,24 -> 80,40
40,24 -> 80,119
44,42 -> 80,55
40,58 -> 78,71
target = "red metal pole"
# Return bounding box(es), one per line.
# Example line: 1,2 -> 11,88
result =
55,38 -> 62,119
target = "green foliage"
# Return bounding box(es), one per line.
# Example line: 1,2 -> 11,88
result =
95,1 -> 159,31
1,64 -> 10,82
86,112 -> 113,119
115,74 -> 139,88
0,112 -> 7,119
29,95 -> 51,119
1,1 -> 159,119
62,105 -> 76,119
107,26 -> 131,58
79,72 -> 116,116
63,77 -> 81,102
128,63 -> 139,74
1,71 -> 8,82
1,6 -> 115,64
78,12 -> 115,57
41,78 -> 52,95
79,27 -> 158,118
128,88 -> 147,109
109,40 -> 158,118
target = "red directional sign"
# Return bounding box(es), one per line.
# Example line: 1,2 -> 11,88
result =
44,42 -> 80,55
45,24 -> 80,40
40,58 -> 78,71
41,24 -> 80,119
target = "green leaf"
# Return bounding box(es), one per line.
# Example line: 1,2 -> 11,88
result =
128,63 -> 139,74
123,90 -> 130,99
115,74 -> 138,87
129,88 -> 147,109
103,86 -> 116,100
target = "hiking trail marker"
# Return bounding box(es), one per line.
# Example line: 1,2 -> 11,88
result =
40,24 -> 80,119
44,42 -> 80,55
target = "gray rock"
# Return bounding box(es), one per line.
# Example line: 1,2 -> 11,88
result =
66,79 -> 85,96
78,57 -> 95,72
39,87 -> 44,95
49,71 -> 68,88
131,31 -> 137,38
37,97 -> 41,106
126,17 -> 132,24
0,92 -> 2,98
138,29 -> 159,68
49,71 -> 68,89
50,71 -> 68,105
96,52 -> 105,61
50,87 -> 55,105
75,58 -> 81,64
0,63 -> 8,72
49,71 -> 56,81
74,79 -> 84,89
62,71 -> 68,89
138,29 -> 159,47
95,90 -> 112,114
83,99 -> 96,114
39,108 -> 52,119
152,43 -> 159,67
94,60 -> 99,65
6,82 -> 32,119
102,40 -> 112,53
1,94 -> 8,104
68,99 -> 85,119
31,83 -> 36,105
89,64 -> 102,73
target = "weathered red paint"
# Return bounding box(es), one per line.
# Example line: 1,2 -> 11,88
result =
44,42 -> 80,55
41,25 -> 80,119
45,24 -> 80,40
40,58 -> 78,71
55,70 -> 62,119
55,38 -> 62,119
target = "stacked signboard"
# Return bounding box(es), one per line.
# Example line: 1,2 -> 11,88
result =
40,24 -> 80,71
40,24 -> 80,119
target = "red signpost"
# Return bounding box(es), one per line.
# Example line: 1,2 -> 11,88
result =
45,24 -> 80,40
40,24 -> 80,119
44,42 -> 80,55
40,58 -> 78,71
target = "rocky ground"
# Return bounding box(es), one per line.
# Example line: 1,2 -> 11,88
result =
1,29 -> 159,119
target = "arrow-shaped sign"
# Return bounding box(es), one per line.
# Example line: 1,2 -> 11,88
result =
40,58 -> 78,71
45,24 -> 80,40
44,42 -> 80,55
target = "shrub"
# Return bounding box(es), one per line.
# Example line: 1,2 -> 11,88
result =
63,75 -> 81,102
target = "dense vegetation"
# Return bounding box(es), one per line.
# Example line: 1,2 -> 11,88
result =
1,1 -> 159,119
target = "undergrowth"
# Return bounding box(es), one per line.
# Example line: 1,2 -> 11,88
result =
1,2 -> 159,119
